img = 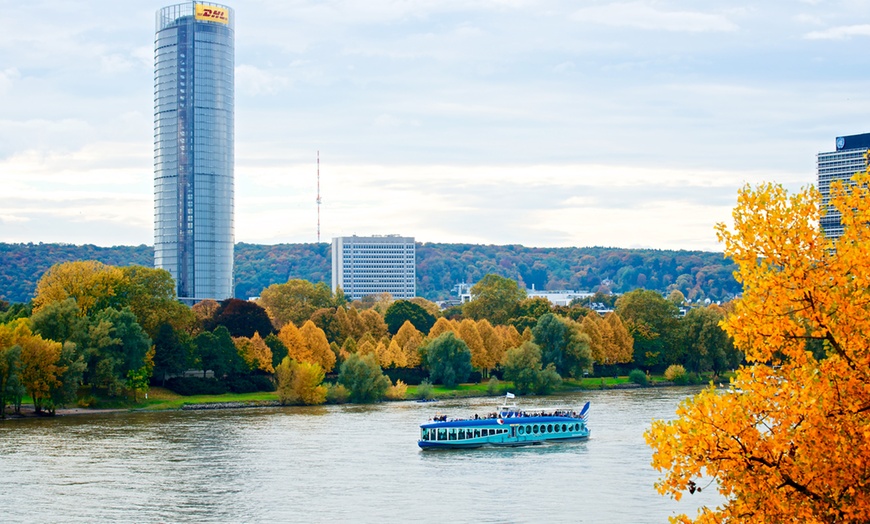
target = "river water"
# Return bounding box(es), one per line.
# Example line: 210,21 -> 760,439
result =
0,387 -> 722,523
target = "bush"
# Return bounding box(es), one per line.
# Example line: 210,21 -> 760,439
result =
165,377 -> 228,396
628,369 -> 648,386
384,367 -> 428,386
385,379 -> 408,400
225,374 -> 275,394
664,364 -> 687,383
326,383 -> 350,404
416,379 -> 434,400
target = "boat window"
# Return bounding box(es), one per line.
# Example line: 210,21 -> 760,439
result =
518,426 -> 524,435
438,429 -> 447,441
562,424 -> 567,432
533,425 -> 539,433
449,429 -> 457,440
458,430 -> 465,440
547,424 -> 553,433
474,429 -> 480,438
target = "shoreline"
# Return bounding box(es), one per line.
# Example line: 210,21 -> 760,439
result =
1,380 -> 718,420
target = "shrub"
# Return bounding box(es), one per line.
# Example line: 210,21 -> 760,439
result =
326,383 -> 350,404
628,369 -> 648,386
664,364 -> 687,383
385,379 -> 408,400
165,377 -> 228,396
416,379 -> 434,400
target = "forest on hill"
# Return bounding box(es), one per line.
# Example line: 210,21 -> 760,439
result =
0,242 -> 739,304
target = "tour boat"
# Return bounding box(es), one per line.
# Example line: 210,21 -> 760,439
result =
418,393 -> 590,449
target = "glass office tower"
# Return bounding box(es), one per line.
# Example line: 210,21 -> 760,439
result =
154,2 -> 234,303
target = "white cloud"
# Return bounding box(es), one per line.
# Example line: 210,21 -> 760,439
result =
805,24 -> 870,40
235,64 -> 291,95
0,68 -> 20,94
571,2 -> 738,32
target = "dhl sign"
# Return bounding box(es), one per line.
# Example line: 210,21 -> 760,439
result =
195,4 -> 229,24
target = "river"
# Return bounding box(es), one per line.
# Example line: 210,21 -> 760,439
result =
0,387 -> 722,523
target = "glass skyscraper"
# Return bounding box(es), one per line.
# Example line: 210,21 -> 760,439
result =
154,2 -> 234,303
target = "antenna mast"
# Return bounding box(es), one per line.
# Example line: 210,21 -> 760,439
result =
316,151 -> 322,243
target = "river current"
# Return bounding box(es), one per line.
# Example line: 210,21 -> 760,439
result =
0,387 -> 722,523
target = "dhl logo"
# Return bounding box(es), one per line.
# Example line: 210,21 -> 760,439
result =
195,5 -> 229,24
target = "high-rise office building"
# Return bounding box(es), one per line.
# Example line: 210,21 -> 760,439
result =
818,133 -> 870,239
332,235 -> 416,300
154,2 -> 235,303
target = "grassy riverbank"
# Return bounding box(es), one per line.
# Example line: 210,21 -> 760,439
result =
6,372 -> 728,417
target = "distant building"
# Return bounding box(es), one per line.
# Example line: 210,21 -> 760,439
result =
331,235 -> 416,300
818,133 -> 870,239
154,2 -> 235,303
526,287 -> 593,307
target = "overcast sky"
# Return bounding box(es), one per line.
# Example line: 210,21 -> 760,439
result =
2,0 -> 869,251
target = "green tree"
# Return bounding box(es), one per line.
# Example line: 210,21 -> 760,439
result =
195,326 -> 245,379
615,289 -> 680,370
0,344 -> 22,419
463,274 -> 526,325
338,352 -> 390,403
678,305 -> 741,375
86,307 -> 152,396
531,313 -> 592,378
502,341 -> 561,395
265,333 -> 288,370
384,300 -> 436,335
153,322 -> 191,385
50,342 -> 85,409
423,332 -> 473,387
30,297 -> 88,348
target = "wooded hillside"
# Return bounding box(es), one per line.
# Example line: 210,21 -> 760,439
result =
0,242 -> 738,304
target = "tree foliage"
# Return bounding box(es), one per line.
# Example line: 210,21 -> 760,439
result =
423,332 -> 473,387
384,300 -> 436,335
502,341 -> 561,395
258,279 -> 335,329
463,274 -> 526,325
531,313 -> 592,378
338,352 -> 390,403
646,177 -> 870,523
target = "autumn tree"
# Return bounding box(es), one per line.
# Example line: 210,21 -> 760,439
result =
275,357 -> 326,405
233,332 -> 275,374
258,279 -> 335,329
393,321 -> 423,368
476,319 -> 503,375
502,341 -> 561,395
678,305 -> 740,375
463,274 -> 526,325
299,320 -> 336,373
32,260 -> 123,317
457,319 -> 487,371
647,178 -> 870,523
206,298 -> 273,339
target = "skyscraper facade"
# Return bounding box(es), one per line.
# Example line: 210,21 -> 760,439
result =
332,235 -> 416,300
818,133 -> 870,239
154,2 -> 234,303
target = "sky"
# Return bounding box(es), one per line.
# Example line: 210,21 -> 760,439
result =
2,0 -> 870,252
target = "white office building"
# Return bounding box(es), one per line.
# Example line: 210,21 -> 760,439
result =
331,235 -> 416,300
818,133 -> 870,240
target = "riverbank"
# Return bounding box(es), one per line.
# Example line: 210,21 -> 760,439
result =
2,374 -> 727,419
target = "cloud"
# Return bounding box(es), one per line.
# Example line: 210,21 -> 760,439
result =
805,24 -> 870,40
235,64 -> 291,96
0,68 -> 20,94
571,2 -> 738,32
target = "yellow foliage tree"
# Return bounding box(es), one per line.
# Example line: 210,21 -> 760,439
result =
384,339 -> 408,368
476,319 -> 503,373
604,312 -> 633,364
13,320 -> 64,414
495,324 -> 523,351
32,260 -> 123,316
299,320 -> 336,373
458,319 -> 487,371
277,321 -> 310,364
394,321 -> 423,368
233,333 -> 274,374
580,314 -> 606,364
646,177 -> 870,523
275,357 -> 326,405
428,317 -> 457,339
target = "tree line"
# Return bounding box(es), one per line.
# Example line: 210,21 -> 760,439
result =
0,260 -> 741,417
0,242 -> 740,305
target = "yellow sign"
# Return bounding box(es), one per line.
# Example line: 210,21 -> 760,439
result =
195,4 -> 229,24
